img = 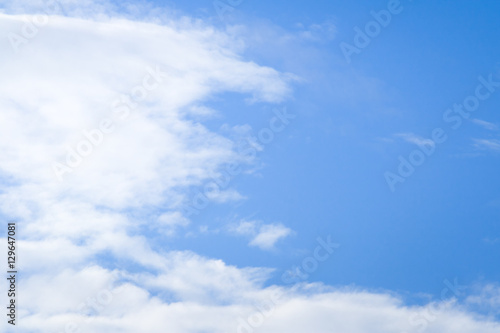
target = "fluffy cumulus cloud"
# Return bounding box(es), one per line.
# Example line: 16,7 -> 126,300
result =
0,1 -> 500,332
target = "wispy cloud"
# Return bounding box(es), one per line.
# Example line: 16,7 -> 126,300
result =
157,211 -> 190,236
472,139 -> 500,152
483,237 -> 500,245
296,20 -> 337,42
471,119 -> 498,131
394,132 -> 436,147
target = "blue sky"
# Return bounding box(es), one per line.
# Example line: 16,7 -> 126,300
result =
159,0 -> 500,295
1,0 -> 500,332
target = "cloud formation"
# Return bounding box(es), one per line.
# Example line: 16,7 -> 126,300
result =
0,1 -> 499,332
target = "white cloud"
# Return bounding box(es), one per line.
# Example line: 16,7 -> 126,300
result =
14,270 -> 500,333
229,220 -> 293,250
0,5 -> 293,219
249,223 -> 293,250
0,4 -> 294,329
395,132 -> 436,147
